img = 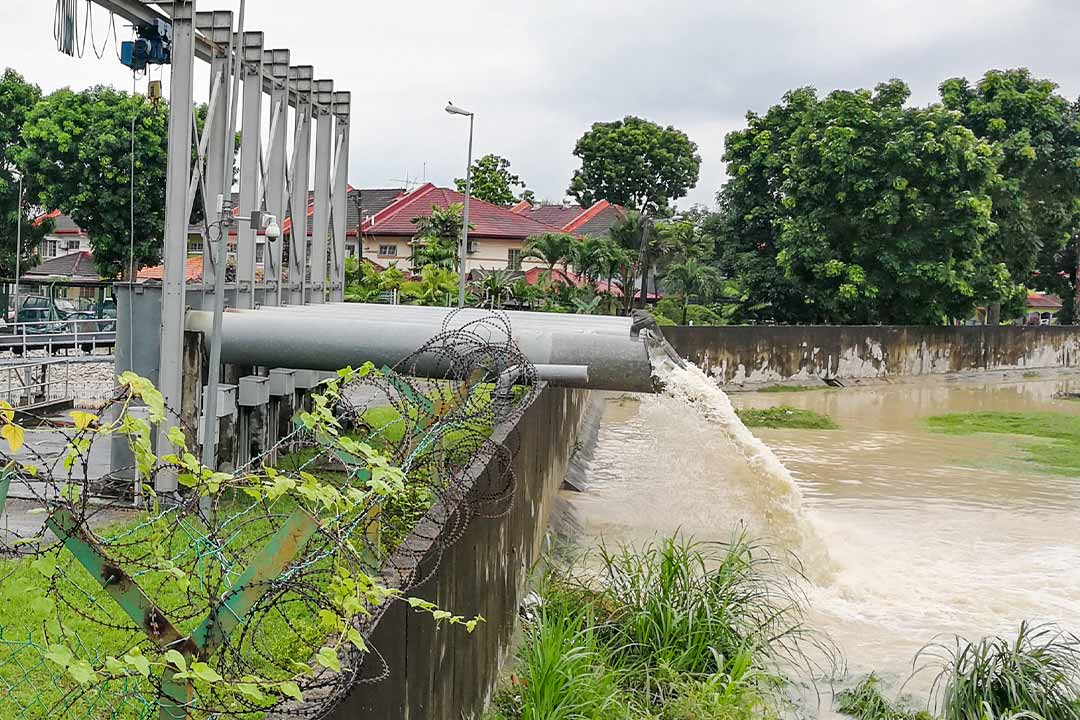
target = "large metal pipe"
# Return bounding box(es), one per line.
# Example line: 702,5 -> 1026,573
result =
186,305 -> 676,392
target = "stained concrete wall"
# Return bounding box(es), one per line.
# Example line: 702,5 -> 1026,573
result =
663,325 -> 1080,385
332,384 -> 590,719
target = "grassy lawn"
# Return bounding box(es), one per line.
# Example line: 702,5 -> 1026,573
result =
737,405 -> 838,430
927,411 -> 1080,475
0,384 -> 501,720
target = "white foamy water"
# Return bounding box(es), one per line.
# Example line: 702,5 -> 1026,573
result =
648,356 -> 833,573
565,367 -> 1080,704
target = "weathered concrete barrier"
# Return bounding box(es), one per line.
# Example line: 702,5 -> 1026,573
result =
332,384 -> 590,719
663,325 -> 1080,385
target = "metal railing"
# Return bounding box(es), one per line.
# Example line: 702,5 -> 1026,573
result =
0,357 -> 73,409
0,317 -> 116,357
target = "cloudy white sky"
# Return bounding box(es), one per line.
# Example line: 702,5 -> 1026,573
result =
3,1 -> 1080,208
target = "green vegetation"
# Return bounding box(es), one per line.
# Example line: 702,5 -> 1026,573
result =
837,674 -> 932,720
756,384 -> 831,393
737,405 -> 838,430
843,623 -> 1080,720
926,411 -> 1080,474
455,153 -> 534,207
487,535 -> 833,720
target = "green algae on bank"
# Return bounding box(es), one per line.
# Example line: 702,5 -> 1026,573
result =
737,405 -> 838,430
927,411 -> 1080,475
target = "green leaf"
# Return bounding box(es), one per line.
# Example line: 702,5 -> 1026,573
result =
347,626 -> 368,652
44,643 -> 73,668
69,410 -> 97,431
123,648 -> 151,678
278,681 -> 304,702
104,656 -> 126,675
164,649 -> 187,673
316,646 -> 341,673
432,610 -> 452,621
67,658 -> 97,685
167,425 -> 187,449
2,423 -> 24,453
189,661 -> 223,684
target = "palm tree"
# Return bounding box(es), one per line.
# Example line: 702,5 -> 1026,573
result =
523,232 -> 575,283
404,264 -> 460,306
410,203 -> 472,272
472,268 -> 516,309
569,237 -> 605,283
662,258 -> 723,324
594,240 -> 634,315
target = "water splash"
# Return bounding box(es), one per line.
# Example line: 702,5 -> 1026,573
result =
650,355 -> 833,576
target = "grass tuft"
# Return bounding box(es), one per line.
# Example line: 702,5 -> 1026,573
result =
918,622 -> 1080,720
737,406 -> 838,430
836,674 -> 932,720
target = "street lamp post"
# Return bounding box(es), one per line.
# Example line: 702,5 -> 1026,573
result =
445,102 -> 474,308
11,170 -> 22,318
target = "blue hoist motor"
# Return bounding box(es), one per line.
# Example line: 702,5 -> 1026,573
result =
120,19 -> 172,72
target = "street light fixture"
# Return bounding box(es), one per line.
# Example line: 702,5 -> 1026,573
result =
445,101 -> 474,308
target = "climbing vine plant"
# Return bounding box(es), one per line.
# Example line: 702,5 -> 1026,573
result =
0,314 -> 538,719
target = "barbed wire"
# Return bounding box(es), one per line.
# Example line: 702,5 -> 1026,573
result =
0,310 -> 538,719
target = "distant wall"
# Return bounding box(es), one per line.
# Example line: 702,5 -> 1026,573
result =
332,384 -> 590,720
663,326 -> 1080,385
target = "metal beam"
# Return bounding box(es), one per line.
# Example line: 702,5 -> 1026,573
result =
287,66 -> 313,305
236,31 -> 264,308
309,80 -> 334,304
263,49 -> 290,305
329,91 -> 351,302
197,10 -> 233,292
156,0 -> 196,493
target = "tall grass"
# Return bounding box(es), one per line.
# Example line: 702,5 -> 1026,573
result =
491,533 -> 838,720
917,622 -> 1080,720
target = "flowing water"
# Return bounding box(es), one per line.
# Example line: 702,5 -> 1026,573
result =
563,362 -> 1080,708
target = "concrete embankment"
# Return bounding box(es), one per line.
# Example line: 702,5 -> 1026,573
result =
332,384 -> 590,720
663,325 -> 1080,385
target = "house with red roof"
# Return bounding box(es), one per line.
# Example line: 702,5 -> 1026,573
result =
359,183 -> 567,273
32,210 -> 92,261
509,199 -> 627,238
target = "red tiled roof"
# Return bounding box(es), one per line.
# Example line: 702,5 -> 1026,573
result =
32,209 -> 85,235
1027,292 -> 1063,310
520,267 -> 661,299
361,184 -> 562,239
138,256 -> 204,282
511,200 -> 627,236
513,203 -> 583,228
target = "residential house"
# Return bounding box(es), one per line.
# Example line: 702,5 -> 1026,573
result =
1022,292 -> 1063,325
279,186 -> 406,262
509,199 -> 627,238
359,184 -> 564,273
31,210 -> 92,260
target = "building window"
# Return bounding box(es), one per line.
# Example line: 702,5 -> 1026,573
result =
45,239 -> 58,258
188,236 -> 203,254
378,244 -> 398,257
507,248 -> 522,271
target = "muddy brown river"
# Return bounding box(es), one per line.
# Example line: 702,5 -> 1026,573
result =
563,369 -> 1080,708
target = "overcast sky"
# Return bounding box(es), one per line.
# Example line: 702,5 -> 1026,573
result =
4,0 -> 1080,208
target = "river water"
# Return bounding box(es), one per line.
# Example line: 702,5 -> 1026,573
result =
562,366 -> 1080,707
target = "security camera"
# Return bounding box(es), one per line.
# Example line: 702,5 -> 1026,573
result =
264,214 -> 281,241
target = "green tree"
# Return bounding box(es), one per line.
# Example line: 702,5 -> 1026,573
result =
455,154 -> 533,206
662,257 -> 723,324
940,68 -> 1080,322
568,116 -> 701,306
568,236 -> 606,282
471,268 -> 516,309
719,81 -> 1014,324
0,69 -> 49,278
402,264 -> 459,305
17,85 -> 169,278
410,204 -> 468,271
523,232 -> 575,282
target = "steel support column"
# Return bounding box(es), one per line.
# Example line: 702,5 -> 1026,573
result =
287,66 -> 313,306
263,49 -> 290,305
329,91 -> 350,302
197,10 -> 233,293
309,79 -> 334,304
236,31 -> 264,308
156,0 -> 196,493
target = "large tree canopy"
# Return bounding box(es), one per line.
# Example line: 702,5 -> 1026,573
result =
567,116 -> 701,216
16,85 -> 168,278
941,69 -> 1080,320
719,81 -> 1020,325
455,153 -> 533,207
0,69 -> 49,277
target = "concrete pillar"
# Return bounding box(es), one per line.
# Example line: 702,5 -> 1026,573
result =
268,368 -> 297,460
181,330 -> 205,450
201,383 -> 238,471
238,375 -> 271,467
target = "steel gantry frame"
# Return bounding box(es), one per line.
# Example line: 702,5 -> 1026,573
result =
85,1 -> 351,489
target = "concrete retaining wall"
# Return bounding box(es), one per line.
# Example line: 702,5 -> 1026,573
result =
663,325 -> 1080,385
332,384 -> 590,719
